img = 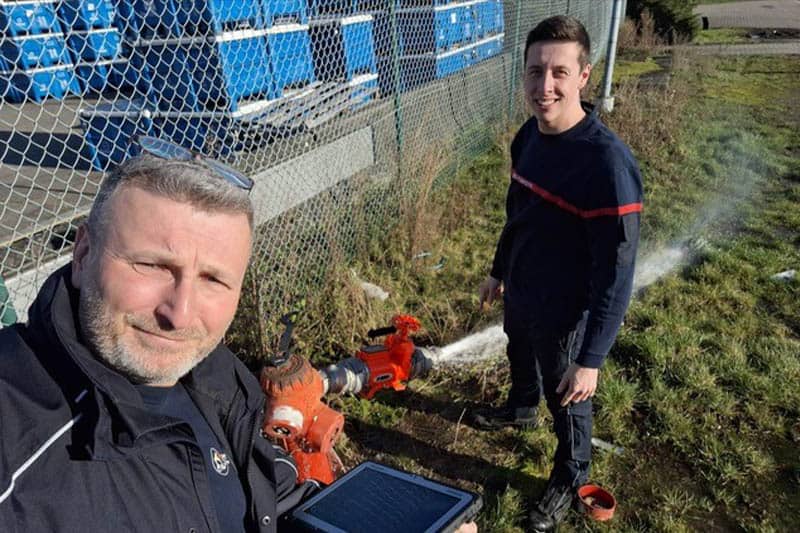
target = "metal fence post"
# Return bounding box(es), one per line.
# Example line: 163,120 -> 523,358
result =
600,0 -> 624,112
507,0 -> 523,120
390,0 -> 404,155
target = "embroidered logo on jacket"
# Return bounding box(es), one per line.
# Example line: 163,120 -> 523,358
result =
210,447 -> 231,476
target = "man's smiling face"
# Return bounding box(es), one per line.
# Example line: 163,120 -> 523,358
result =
71,186 -> 252,386
524,40 -> 592,135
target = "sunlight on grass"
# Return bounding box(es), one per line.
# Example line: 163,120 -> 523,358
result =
693,28 -> 750,45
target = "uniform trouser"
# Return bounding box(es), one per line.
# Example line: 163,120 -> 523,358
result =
504,311 -> 592,488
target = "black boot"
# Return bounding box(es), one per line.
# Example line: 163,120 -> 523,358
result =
472,405 -> 537,430
528,481 -> 575,532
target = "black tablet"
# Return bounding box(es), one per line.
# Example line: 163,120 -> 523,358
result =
290,461 -> 482,533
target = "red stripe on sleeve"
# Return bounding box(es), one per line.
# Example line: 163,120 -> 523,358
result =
512,170 -> 642,219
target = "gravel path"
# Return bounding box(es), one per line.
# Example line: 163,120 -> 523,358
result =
695,0 -> 800,30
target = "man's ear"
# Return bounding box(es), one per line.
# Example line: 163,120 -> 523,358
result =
579,63 -> 592,90
71,225 -> 91,289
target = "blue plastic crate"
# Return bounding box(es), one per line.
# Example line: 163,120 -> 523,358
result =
396,0 -> 453,6
307,0 -> 357,18
0,1 -> 60,37
174,0 -> 264,35
265,24 -> 315,98
473,33 -> 503,62
80,98 -> 154,170
67,28 -> 121,61
189,29 -> 274,111
58,0 -> 115,30
2,63 -> 81,102
475,0 -> 503,38
341,16 -> 376,78
75,57 -> 140,94
310,15 -> 376,81
385,46 -> 470,93
1,33 -> 71,69
138,41 -> 200,111
261,0 -> 308,28
115,0 -> 182,40
153,115 -> 209,152
396,3 -> 471,55
348,72 -> 377,110
457,3 -> 476,44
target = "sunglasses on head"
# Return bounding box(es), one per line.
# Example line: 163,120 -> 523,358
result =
134,135 -> 254,191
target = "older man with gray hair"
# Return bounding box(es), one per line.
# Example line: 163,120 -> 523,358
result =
0,138 -> 316,532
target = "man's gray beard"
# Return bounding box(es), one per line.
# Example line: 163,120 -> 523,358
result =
77,275 -> 214,386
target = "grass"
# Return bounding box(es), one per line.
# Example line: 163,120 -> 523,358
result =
613,58 -> 664,82
229,38 -> 800,533
693,28 -> 751,45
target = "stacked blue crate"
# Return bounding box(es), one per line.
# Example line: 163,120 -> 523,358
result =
262,0 -> 309,27
308,0 -> 357,18
375,0 -> 504,95
474,0 -> 503,40
309,15 -> 376,81
310,14 -> 378,108
79,98 -> 154,171
81,0 -> 318,165
395,2 -> 476,55
0,1 -> 81,102
264,22 -> 315,99
56,0 -> 141,96
190,29 -> 275,108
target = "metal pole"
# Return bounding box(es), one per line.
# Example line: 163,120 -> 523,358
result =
390,1 -> 404,154
600,0 -> 624,112
507,0 -> 523,120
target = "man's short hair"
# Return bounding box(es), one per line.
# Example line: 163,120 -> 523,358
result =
524,15 -> 591,67
87,153 -> 254,244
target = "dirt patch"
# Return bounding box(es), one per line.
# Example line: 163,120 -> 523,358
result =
744,28 -> 800,40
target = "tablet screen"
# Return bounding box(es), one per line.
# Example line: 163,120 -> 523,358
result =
292,462 -> 479,533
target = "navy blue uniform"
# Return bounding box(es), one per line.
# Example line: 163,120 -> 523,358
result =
491,104 -> 642,486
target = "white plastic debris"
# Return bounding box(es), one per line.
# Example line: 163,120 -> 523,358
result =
591,437 -> 624,455
351,270 -> 389,301
771,269 -> 796,281
359,281 -> 389,301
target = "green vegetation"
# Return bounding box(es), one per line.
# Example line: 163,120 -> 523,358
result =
229,38 -> 800,533
613,58 -> 663,82
626,0 -> 701,42
693,28 -> 751,45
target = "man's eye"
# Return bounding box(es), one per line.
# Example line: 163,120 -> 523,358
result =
134,263 -> 167,274
203,275 -> 229,288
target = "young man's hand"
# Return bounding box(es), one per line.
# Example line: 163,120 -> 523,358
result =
478,276 -> 502,310
456,521 -> 478,533
556,363 -> 598,406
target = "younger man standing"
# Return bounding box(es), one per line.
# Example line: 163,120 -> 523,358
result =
474,16 -> 642,532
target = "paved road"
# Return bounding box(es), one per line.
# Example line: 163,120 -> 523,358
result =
695,0 -> 800,29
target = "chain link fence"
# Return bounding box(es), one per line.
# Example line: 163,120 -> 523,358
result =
1,0 -> 615,326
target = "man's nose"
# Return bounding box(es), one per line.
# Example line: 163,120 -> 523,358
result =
156,277 -> 196,331
537,70 -> 555,94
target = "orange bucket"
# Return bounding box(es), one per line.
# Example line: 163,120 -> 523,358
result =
577,484 -> 616,521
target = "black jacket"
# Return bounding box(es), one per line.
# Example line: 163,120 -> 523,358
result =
492,108 -> 642,367
0,265 -> 313,532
